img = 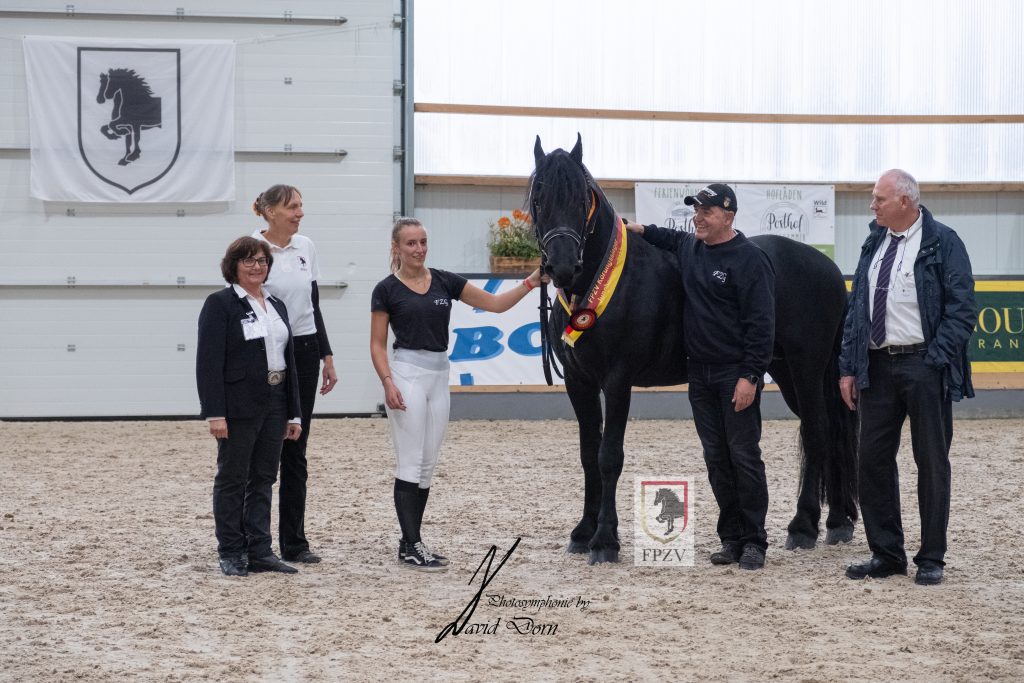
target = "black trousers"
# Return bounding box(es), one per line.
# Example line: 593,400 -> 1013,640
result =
688,362 -> 769,551
859,349 -> 952,568
279,334 -> 320,556
213,383 -> 287,559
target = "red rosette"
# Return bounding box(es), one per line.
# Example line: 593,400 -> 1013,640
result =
569,308 -> 598,331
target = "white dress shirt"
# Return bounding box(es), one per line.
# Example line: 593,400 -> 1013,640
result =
867,210 -> 925,348
233,284 -> 290,370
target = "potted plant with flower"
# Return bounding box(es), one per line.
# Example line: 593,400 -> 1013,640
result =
488,208 -> 542,274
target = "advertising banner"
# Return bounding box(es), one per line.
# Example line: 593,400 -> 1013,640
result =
447,279 -> 556,386
636,182 -> 836,258
970,281 -> 1024,372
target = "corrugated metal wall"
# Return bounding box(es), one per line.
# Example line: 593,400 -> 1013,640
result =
0,1 -> 403,417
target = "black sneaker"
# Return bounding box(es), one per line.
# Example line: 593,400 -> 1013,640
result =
400,539 -> 450,566
401,541 -> 447,572
710,543 -> 742,565
738,544 -> 766,570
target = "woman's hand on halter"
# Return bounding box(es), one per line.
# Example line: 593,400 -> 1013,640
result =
525,268 -> 550,290
383,376 -> 406,411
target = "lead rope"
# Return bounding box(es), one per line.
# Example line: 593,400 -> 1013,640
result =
538,266 -> 563,386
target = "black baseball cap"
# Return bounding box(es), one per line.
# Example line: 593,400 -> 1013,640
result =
683,183 -> 737,212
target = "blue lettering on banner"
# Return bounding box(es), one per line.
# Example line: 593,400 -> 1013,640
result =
507,323 -> 542,356
459,373 -> 474,386
450,323 -> 544,361
450,326 -> 505,361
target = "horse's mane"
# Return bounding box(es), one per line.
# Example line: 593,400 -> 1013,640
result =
527,148 -> 615,227
107,69 -> 155,97
528,150 -> 590,223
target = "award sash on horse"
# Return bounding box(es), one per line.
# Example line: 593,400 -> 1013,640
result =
556,215 -> 628,347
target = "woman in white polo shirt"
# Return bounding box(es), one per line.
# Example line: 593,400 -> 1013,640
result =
252,184 -> 337,565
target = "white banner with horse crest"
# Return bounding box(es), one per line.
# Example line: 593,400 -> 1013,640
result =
24,36 -> 235,202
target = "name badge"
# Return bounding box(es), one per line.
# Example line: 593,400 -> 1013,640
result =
241,316 -> 268,340
892,271 -> 917,303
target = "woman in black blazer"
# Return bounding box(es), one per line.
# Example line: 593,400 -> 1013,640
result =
197,236 -> 303,577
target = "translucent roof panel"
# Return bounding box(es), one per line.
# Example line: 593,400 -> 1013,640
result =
414,0 -> 1024,181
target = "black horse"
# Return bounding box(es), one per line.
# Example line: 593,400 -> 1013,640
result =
530,135 -> 857,564
96,69 -> 162,166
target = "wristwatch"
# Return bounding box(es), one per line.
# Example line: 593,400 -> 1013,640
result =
743,374 -> 760,385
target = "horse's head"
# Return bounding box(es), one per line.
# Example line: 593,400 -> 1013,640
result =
96,71 -> 112,104
529,134 -> 600,289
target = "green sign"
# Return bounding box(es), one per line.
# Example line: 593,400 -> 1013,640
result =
970,285 -> 1024,370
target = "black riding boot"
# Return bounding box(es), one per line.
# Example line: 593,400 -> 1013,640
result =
394,478 -> 422,544
414,486 -> 430,533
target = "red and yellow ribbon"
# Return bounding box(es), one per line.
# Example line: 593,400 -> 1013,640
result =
556,216 -> 628,347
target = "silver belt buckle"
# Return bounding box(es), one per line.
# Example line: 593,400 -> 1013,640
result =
267,370 -> 285,385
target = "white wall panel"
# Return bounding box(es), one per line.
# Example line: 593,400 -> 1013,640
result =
0,1 -> 403,417
417,184 -> 1019,277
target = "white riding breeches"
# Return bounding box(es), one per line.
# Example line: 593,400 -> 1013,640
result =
386,348 -> 450,488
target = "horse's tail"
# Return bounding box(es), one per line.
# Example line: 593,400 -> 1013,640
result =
819,326 -> 859,521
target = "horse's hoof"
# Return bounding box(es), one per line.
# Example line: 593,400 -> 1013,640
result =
118,159 -> 129,166
825,525 -> 854,545
587,549 -> 619,565
784,532 -> 817,550
565,540 -> 589,555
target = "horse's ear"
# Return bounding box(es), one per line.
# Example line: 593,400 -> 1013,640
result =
534,136 -> 545,166
569,133 -> 583,165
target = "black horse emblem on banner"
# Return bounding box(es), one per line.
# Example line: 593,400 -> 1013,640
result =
78,47 -> 180,195
96,69 -> 162,166
652,488 -> 686,535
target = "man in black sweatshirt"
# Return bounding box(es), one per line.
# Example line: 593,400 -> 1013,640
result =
626,183 -> 775,570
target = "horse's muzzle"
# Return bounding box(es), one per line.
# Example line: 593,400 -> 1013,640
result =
545,261 -> 582,290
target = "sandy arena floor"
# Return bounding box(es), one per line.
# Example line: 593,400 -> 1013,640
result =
1,417 -> 1022,682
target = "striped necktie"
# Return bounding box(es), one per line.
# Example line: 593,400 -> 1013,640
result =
870,234 -> 905,347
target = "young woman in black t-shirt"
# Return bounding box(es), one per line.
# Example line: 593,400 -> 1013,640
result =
370,217 -> 543,571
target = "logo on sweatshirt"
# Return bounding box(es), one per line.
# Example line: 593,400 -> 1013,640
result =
712,270 -> 727,284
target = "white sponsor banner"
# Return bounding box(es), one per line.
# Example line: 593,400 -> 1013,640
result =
447,278 -> 559,386
24,35 -> 235,202
635,182 -> 836,259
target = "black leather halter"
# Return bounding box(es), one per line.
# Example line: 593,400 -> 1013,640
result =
537,189 -> 598,266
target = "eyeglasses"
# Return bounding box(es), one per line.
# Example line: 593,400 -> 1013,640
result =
241,257 -> 269,267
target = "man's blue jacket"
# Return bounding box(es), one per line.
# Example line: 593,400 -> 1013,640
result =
839,205 -> 976,401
